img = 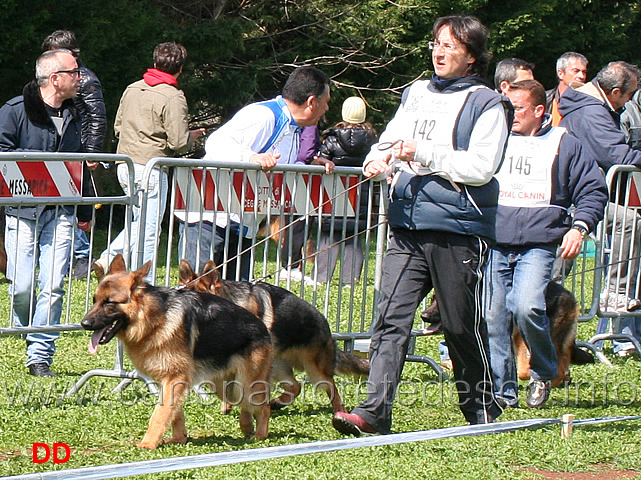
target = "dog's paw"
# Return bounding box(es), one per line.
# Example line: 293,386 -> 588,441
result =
136,440 -> 160,449
163,435 -> 188,445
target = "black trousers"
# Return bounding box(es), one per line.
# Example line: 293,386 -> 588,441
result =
352,228 -> 501,432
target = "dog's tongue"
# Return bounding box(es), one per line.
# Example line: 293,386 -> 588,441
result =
89,329 -> 106,355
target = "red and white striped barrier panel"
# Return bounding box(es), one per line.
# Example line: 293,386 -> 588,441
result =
174,168 -> 359,223
0,160 -> 83,198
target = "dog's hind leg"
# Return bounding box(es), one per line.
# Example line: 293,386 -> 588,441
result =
304,346 -> 345,413
242,348 -> 272,439
270,358 -> 301,410
137,377 -> 190,449
512,327 -> 532,381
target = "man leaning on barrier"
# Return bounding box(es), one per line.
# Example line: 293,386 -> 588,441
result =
485,80 -> 607,410
332,15 -> 512,435
0,49 -> 95,377
181,66 -> 331,281
559,61 -> 641,313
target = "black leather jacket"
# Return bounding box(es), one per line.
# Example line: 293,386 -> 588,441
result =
319,126 -> 377,167
75,60 -> 107,152
319,125 -> 378,233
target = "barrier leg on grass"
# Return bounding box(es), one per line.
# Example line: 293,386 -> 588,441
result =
67,341 -> 159,397
406,354 -> 451,382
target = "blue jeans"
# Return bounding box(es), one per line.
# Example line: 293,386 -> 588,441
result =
5,210 -> 73,366
484,245 -> 558,406
101,163 -> 167,275
612,317 -> 641,353
178,221 -> 252,281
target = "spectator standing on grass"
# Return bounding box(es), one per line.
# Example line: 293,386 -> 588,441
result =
0,49 -> 95,377
485,80 -> 607,409
42,30 -> 107,281
599,81 -> 641,357
93,42 -> 204,280
184,66 -> 331,281
332,15 -> 512,435
311,96 -> 377,285
559,61 -> 641,315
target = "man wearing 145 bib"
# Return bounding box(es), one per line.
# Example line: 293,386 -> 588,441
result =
485,80 -> 607,409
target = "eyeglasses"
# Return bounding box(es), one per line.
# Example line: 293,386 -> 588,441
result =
428,41 -> 460,52
54,69 -> 81,77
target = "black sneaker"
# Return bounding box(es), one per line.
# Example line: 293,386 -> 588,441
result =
71,257 -> 90,280
526,379 -> 550,408
28,363 -> 57,377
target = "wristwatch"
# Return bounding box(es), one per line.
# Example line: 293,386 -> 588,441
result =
572,224 -> 588,239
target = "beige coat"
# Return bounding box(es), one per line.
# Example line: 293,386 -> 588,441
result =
114,79 -> 192,165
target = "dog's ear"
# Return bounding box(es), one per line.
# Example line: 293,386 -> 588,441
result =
108,254 -> 127,275
200,260 -> 221,291
131,261 -> 152,286
178,259 -> 196,285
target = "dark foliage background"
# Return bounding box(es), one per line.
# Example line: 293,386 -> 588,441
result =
1,0 -> 640,147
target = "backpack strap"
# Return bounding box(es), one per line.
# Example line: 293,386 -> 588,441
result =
257,96 -> 297,153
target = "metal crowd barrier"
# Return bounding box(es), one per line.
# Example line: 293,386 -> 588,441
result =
0,152 -> 133,335
140,157 -> 447,378
8,154 -> 639,392
577,164 -> 641,363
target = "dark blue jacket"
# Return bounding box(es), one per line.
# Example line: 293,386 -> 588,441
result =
559,82 -> 641,172
0,80 -> 86,220
495,118 -> 608,247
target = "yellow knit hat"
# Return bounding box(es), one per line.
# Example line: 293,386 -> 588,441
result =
341,97 -> 367,124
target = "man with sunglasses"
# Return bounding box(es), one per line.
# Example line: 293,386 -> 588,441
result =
0,49 -> 84,377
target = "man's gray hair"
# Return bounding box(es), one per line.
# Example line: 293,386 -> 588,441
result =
597,61 -> 641,94
35,49 -> 72,87
556,52 -> 588,74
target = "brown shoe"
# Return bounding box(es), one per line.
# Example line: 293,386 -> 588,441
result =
332,412 -> 377,436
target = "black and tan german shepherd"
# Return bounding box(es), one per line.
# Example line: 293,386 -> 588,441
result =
83,254 -> 272,449
178,259 -> 369,414
421,281 -> 594,387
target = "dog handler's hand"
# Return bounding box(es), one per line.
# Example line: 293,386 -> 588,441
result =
364,157 -> 390,178
393,140 -> 417,162
250,152 -> 280,171
559,228 -> 584,260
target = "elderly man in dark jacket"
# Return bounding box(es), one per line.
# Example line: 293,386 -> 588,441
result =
0,49 -> 86,377
559,61 -> 641,314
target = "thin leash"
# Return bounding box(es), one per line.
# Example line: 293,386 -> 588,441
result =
179,174 -> 380,288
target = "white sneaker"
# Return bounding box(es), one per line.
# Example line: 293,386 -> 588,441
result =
279,268 -> 303,282
600,292 -> 641,312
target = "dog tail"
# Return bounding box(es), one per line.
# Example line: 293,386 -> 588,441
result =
335,349 -> 369,377
571,344 -> 595,364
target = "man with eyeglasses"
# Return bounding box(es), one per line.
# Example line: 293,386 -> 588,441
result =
0,49 -> 85,377
333,15 -> 512,436
42,30 -> 107,281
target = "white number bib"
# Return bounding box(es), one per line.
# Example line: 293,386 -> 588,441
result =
495,127 -> 565,207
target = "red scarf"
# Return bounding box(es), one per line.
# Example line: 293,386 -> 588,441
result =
143,68 -> 178,87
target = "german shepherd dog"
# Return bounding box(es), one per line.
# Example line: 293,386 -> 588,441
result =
82,254 -> 272,449
178,259 -> 369,414
421,281 -> 594,388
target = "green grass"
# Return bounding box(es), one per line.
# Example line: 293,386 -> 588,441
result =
1,317 -> 640,478
1,238 -> 640,479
